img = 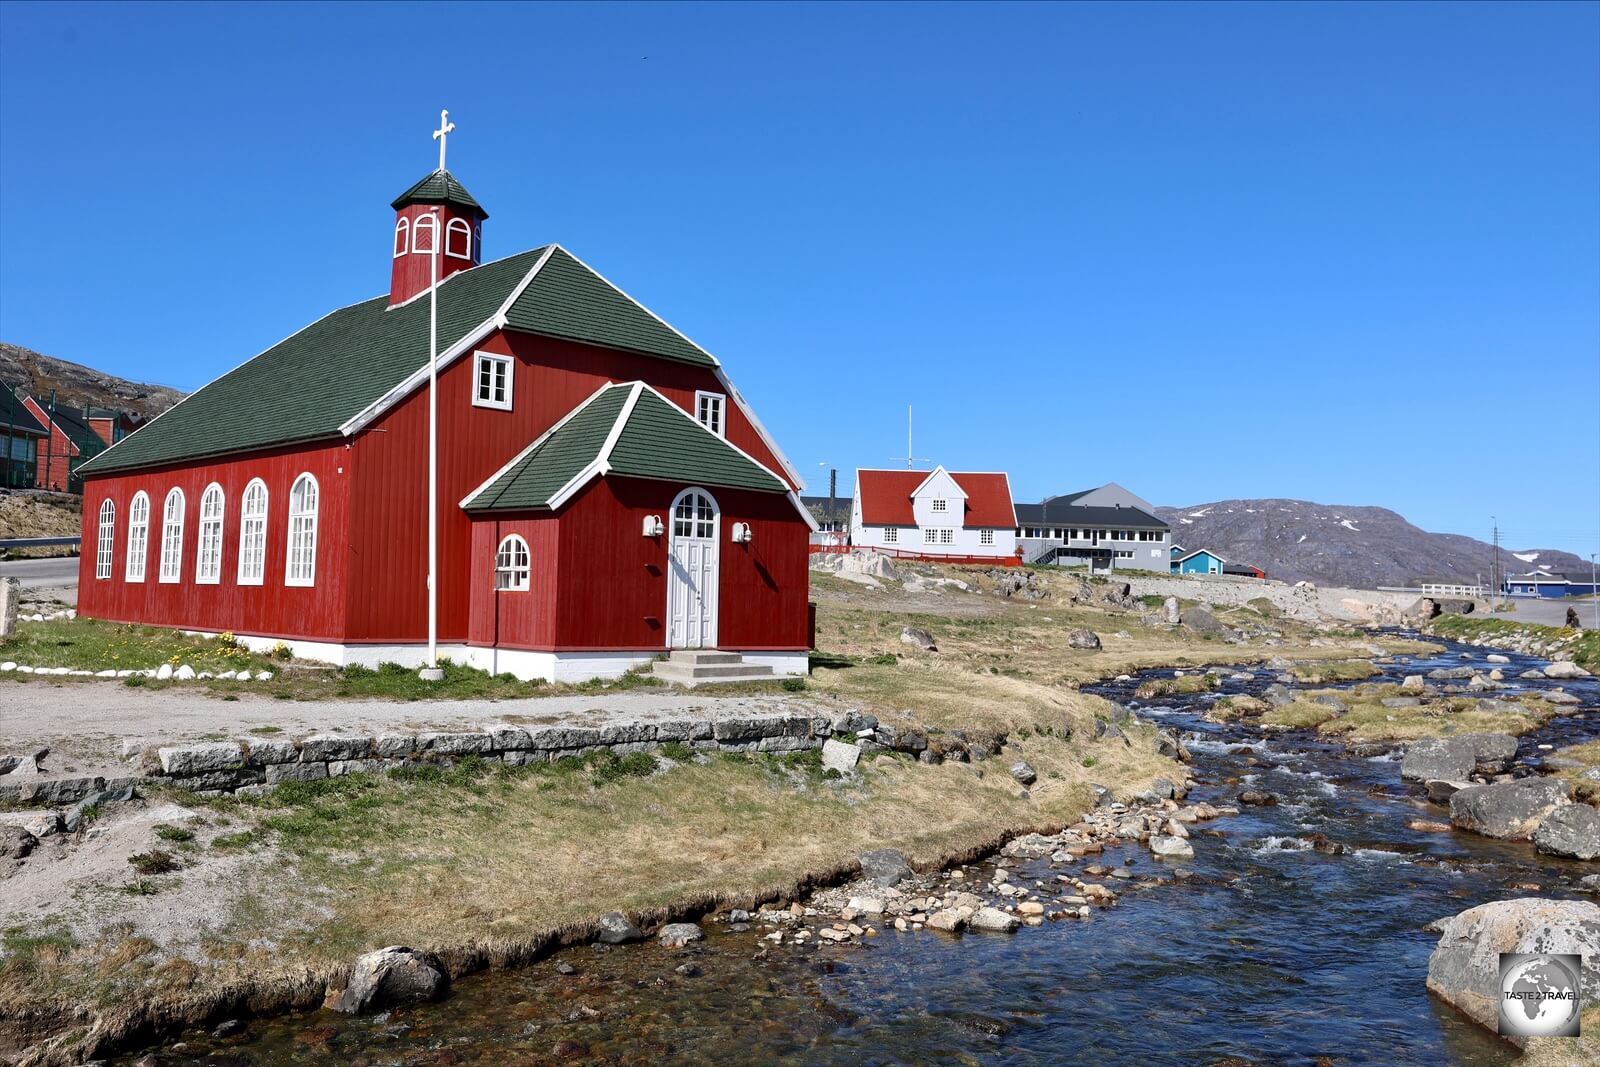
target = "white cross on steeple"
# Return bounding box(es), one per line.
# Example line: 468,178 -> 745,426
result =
433,109 -> 456,172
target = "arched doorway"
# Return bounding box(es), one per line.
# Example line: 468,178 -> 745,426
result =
668,487 -> 719,648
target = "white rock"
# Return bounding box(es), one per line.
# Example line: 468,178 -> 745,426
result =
155,663 -> 174,680
50,667 -> 70,675
255,671 -> 273,681
821,739 -> 861,774
174,665 -> 196,680
0,662 -> 15,672
197,671 -> 213,679
846,896 -> 886,915
115,669 -> 133,678
218,670 -> 237,680
95,669 -> 117,678
1150,835 -> 1195,859
16,665 -> 33,674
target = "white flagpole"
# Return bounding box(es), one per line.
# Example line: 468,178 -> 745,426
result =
422,208 -> 442,681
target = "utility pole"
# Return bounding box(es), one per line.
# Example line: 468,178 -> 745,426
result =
1491,517 -> 1501,607
1591,553 -> 1597,631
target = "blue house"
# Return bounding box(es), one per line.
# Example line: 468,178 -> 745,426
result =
1172,547 -> 1226,575
1503,569 -> 1600,599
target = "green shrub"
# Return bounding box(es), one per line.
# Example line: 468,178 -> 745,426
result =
128,850 -> 179,875
659,742 -> 695,762
153,824 -> 194,843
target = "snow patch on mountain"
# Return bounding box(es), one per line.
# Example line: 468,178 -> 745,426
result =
1513,552 -> 1540,563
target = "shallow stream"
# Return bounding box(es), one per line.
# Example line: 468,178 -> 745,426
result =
124,635 -> 1599,1066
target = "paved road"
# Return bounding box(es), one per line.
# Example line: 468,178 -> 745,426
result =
1500,595 -> 1600,630
0,556 -> 80,589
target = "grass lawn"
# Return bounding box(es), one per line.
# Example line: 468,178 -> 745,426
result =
1315,685 -> 1559,742
1427,614 -> 1600,674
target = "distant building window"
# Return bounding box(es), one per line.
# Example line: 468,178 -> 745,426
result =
1115,549 -> 1134,559
446,218 -> 472,261
412,213 -> 437,255
196,483 -> 225,584
925,528 -> 954,545
393,218 -> 410,258
126,491 -> 149,582
695,391 -> 725,437
474,352 -> 513,410
980,529 -> 995,546
940,528 -> 954,545
884,527 -> 898,544
495,534 -> 530,591
158,488 -> 185,583
286,473 -> 319,587
96,499 -> 115,579
931,499 -> 947,513
238,479 -> 268,585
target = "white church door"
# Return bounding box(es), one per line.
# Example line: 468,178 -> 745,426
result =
668,488 -> 720,649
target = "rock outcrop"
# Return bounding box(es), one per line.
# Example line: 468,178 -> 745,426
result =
1399,734 -> 1518,784
1448,778 -> 1570,840
331,946 -> 445,1014
1533,803 -> 1600,861
1426,898 -> 1600,1043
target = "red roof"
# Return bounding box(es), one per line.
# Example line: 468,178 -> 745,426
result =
856,469 -> 1016,528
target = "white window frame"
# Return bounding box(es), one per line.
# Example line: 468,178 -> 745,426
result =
158,488 -> 185,583
286,473 -> 319,588
473,352 -> 514,410
939,528 -> 954,545
445,218 -> 472,261
238,478 -> 268,586
495,534 -> 530,592
393,218 -> 410,259
96,499 -> 115,579
980,529 -> 995,546
694,390 -> 725,438
126,491 -> 149,582
196,483 -> 225,585
883,527 -> 898,544
931,498 -> 948,513
412,213 -> 437,255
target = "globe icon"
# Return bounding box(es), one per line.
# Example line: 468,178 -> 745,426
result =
1500,955 -> 1581,1037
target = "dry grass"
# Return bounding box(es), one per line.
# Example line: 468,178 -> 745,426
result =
1260,700 -> 1344,730
1548,739 -> 1600,805
1287,660 -> 1379,684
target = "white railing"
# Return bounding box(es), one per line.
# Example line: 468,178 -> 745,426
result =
1418,583 -> 1484,598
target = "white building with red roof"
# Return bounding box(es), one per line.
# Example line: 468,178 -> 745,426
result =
850,466 -> 1018,561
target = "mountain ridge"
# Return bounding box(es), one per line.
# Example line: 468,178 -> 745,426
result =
0,342 -> 184,420
1154,498 -> 1588,589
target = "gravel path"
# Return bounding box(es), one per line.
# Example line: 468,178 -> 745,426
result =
2,688 -> 827,780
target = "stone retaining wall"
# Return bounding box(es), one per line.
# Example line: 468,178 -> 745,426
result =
119,713 -> 885,797
1117,573 -> 1424,624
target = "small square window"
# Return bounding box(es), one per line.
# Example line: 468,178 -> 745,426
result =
694,391 -> 725,437
931,499 -> 947,513
980,529 -> 995,546
884,527 -> 898,544
474,353 -> 513,410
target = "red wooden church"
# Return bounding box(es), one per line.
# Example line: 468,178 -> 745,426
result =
77,127 -> 816,682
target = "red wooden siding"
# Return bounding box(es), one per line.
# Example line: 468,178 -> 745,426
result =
76,442 -> 350,641
22,397 -> 79,493
466,516 -> 560,650
345,327 -> 803,645
462,481 -> 807,655
390,203 -> 481,306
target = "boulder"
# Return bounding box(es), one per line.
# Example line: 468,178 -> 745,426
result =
821,739 -> 861,775
657,923 -> 704,948
1262,684 -> 1294,707
1400,734 -> 1518,784
1543,661 -> 1590,680
858,848 -> 913,888
1485,654 -> 1510,664
1400,674 -> 1426,693
331,947 -> 444,1014
1066,629 -> 1102,651
1237,790 -> 1277,806
926,909 -> 964,932
1149,835 -> 1194,859
1009,761 -> 1037,786
969,907 -> 1021,933
899,627 -> 937,652
0,823 -> 35,859
596,912 -> 645,944
1534,804 -> 1600,861
1179,607 -> 1227,635
1449,778 -> 1571,840
1425,780 -> 1469,804
1426,898 -> 1600,1040
1428,666 -> 1475,681
1164,596 -> 1180,625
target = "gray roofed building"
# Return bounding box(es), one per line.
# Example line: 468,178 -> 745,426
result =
1013,482 -> 1171,573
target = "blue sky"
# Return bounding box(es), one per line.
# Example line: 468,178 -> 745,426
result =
2,2 -> 1596,553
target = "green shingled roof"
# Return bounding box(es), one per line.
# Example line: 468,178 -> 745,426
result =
464,382 -> 785,511
391,169 -> 487,217
80,246 -> 722,476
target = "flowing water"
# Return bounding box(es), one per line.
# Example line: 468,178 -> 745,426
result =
125,635 -> 1599,1066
